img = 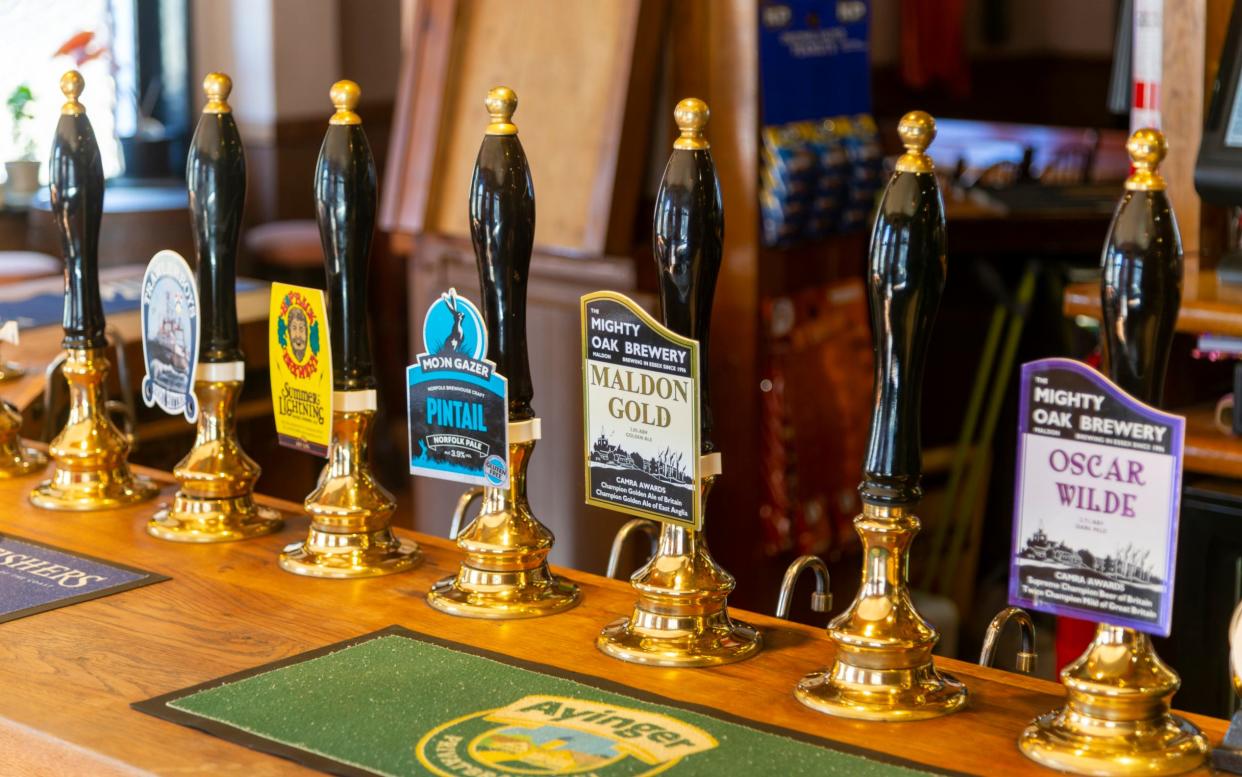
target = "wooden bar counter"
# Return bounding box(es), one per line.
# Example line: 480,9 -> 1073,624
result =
0,266 -> 271,414
0,459 -> 1227,776
1065,270 -> 1242,339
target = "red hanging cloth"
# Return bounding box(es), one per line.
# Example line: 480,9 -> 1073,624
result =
900,0 -> 970,96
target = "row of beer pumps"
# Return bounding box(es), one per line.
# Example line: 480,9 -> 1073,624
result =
0,68 -> 1213,775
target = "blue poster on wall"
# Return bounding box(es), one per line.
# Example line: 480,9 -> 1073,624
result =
758,0 -> 871,125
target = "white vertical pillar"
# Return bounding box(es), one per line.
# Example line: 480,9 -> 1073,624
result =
1132,0 -> 1163,130
190,0 -> 341,139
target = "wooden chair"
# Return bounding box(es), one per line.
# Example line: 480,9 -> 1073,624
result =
244,221 -> 322,286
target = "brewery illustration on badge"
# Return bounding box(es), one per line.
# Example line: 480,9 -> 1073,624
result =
140,250 -> 201,423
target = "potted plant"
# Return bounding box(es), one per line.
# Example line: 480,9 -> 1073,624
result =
5,84 -> 39,207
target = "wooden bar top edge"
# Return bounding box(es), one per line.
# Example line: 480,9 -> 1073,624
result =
0,454 -> 1226,776
1065,271 -> 1242,338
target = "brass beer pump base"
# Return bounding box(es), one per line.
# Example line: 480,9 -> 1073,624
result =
1018,626 -> 1208,776
427,568 -> 580,619
280,395 -> 420,578
149,501 -> 283,542
0,447 -> 45,478
148,365 -> 283,542
1021,712 -> 1205,777
596,606 -> 762,668
597,462 -> 762,668
801,502 -> 966,721
0,361 -> 24,383
428,420 -> 581,619
0,400 -> 45,477
31,473 -> 157,511
0,329 -> 23,382
280,526 -> 420,579
30,348 -> 157,510
794,664 -> 966,722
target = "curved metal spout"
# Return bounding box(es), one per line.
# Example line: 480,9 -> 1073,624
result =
776,555 -> 831,619
606,519 -> 659,579
449,487 -> 485,540
979,606 -> 1037,674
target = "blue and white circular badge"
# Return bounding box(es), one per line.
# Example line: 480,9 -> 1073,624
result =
483,454 -> 508,486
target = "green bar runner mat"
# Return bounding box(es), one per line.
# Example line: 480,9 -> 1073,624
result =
134,626 -> 960,777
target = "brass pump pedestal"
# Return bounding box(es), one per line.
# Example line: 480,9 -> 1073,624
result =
1020,625 -> 1207,776
280,391 -> 420,577
0,333 -> 23,383
428,419 -> 581,618
0,359 -> 22,383
0,399 -> 45,477
149,362 -> 282,541
30,347 -> 157,510
597,454 -> 762,667
795,502 -> 966,719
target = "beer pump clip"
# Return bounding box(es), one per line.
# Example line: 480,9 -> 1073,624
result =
30,72 -> 158,510
595,98 -> 762,667
427,87 -> 581,618
0,321 -> 45,478
790,111 -> 967,720
148,73 -> 283,542
279,81 -> 421,577
1018,129 -> 1209,777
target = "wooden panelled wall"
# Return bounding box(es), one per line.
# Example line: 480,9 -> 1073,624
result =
1163,0 -> 1206,275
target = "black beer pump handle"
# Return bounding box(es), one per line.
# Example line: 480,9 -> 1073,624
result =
315,80 -> 377,393
470,87 -> 535,421
652,98 -> 724,455
50,71 -> 107,351
187,72 -> 246,364
860,111 -> 947,507
1100,129 -> 1183,407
